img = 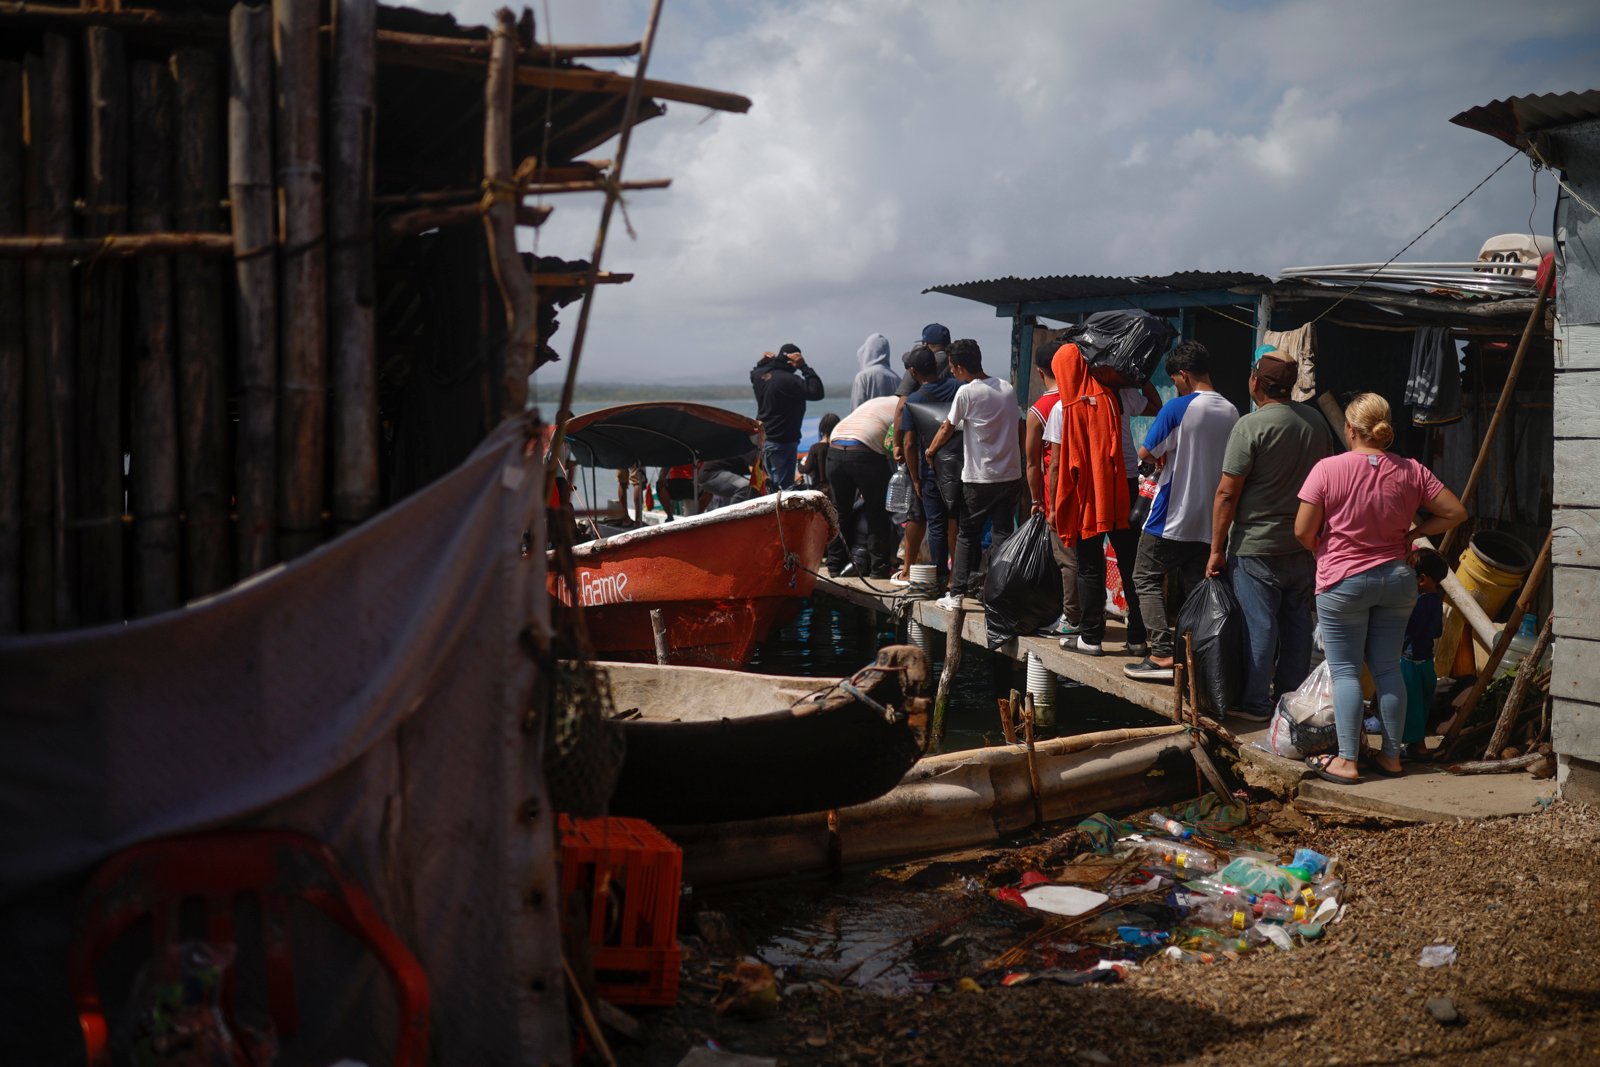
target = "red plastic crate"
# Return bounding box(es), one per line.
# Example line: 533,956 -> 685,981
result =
558,815 -> 682,1006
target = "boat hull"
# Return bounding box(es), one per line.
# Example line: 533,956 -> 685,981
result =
663,729 -> 1197,885
601,647 -> 931,825
559,492 -> 835,667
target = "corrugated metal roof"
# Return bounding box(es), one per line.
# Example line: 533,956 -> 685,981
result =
1450,90 -> 1600,149
923,270 -> 1270,308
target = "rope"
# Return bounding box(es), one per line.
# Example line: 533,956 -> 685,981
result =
837,680 -> 894,721
1305,150 -> 1520,324
1528,140 -> 1599,218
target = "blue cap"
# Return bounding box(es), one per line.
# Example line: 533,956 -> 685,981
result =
1253,343 -> 1278,364
921,323 -> 951,346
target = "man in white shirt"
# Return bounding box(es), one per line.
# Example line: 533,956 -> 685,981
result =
923,339 -> 1023,607
1125,340 -> 1239,682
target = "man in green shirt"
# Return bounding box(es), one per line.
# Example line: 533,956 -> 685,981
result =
1206,350 -> 1337,721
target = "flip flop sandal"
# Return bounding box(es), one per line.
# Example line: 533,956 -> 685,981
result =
1305,754 -> 1363,786
1358,748 -> 1405,778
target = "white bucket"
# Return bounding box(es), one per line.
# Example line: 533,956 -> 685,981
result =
909,563 -> 938,588
907,617 -> 936,658
1025,651 -> 1056,728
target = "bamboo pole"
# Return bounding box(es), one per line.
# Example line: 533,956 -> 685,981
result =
229,2 -> 277,578
1000,687 -> 1019,744
329,0 -> 378,533
128,60 -> 182,615
1439,268 -> 1554,561
372,161 -> 614,203
23,36 -> 78,630
1184,631 -> 1202,795
481,7 -> 541,417
542,0 -> 664,476
384,200 -> 550,240
649,608 -> 669,665
1483,615 -> 1553,760
931,605 -> 964,748
274,0 -> 327,560
1438,530 -> 1552,759
1443,751 -> 1544,775
75,27 -> 128,625
0,61 -> 23,633
173,47 -> 232,598
0,232 -> 235,257
1022,693 -> 1044,828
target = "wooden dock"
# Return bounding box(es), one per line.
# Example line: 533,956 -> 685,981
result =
813,573 -> 1556,823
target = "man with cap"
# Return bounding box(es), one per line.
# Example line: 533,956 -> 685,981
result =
750,343 -> 824,490
1207,347 -> 1340,722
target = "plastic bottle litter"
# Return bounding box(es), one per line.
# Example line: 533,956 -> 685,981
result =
1254,895 -> 1312,923
1147,813 -> 1192,840
1194,901 -> 1255,931
1128,837 -> 1219,876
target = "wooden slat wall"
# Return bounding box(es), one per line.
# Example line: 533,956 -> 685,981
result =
1552,322 -> 1600,764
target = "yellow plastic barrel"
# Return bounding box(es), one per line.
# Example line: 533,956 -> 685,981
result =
1435,531 -> 1533,678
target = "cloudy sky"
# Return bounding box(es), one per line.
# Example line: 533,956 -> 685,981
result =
421,0 -> 1598,388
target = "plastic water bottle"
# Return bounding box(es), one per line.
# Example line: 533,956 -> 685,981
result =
1194,901 -> 1254,931
1254,895 -> 1312,923
885,464 -> 912,521
1147,813 -> 1192,840
1130,837 -> 1218,876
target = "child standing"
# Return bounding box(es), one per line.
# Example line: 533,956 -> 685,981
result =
1402,548 -> 1448,759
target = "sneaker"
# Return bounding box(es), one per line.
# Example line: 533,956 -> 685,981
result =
1123,657 -> 1175,682
1062,635 -> 1102,656
1125,642 -> 1149,658
1229,707 -> 1274,723
935,593 -> 962,611
1037,615 -> 1080,638
836,562 -> 858,578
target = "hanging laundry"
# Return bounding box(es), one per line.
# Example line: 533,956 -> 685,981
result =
1405,326 -> 1463,426
1262,324 -> 1318,401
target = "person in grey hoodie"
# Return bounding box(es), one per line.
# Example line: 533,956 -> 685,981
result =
851,333 -> 900,409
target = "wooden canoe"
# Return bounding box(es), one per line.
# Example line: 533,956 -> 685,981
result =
601,645 -> 930,825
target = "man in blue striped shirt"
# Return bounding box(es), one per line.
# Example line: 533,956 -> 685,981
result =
1125,341 -> 1239,682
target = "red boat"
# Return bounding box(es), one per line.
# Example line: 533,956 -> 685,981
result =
552,402 -> 838,667
558,491 -> 835,666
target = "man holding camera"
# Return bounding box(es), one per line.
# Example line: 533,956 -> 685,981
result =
750,343 -> 824,490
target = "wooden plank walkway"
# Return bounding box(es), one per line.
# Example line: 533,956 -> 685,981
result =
813,574 -> 1556,823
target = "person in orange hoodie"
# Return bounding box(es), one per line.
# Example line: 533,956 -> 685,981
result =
1046,342 -> 1136,656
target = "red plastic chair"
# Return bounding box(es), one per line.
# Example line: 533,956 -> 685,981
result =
68,830 -> 430,1067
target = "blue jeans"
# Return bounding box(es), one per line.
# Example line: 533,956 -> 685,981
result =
1230,553 -> 1317,719
762,441 -> 797,491
1315,560 -> 1417,761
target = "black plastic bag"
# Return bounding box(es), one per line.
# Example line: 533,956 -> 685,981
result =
1061,310 -> 1178,387
981,513 -> 1064,649
1175,577 -> 1244,716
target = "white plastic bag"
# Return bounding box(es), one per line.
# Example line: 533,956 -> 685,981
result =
1264,702 -> 1336,759
1285,660 -> 1335,726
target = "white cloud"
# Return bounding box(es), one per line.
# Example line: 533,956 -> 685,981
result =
410,0 -> 1596,385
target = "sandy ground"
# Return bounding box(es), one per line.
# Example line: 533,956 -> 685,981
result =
610,799 -> 1600,1066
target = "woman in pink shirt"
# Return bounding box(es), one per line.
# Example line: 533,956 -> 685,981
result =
1294,394 -> 1465,784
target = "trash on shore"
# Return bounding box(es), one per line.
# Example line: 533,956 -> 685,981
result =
689,795 -> 1354,1003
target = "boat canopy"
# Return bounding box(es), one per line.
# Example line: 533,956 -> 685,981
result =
564,401 -> 760,468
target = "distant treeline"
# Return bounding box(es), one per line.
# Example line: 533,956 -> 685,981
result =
567,382 -> 851,401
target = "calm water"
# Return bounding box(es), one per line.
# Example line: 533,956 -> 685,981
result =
747,601 -> 1168,753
